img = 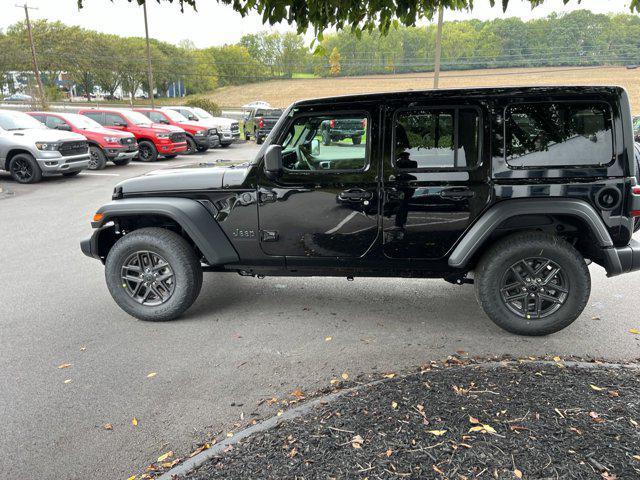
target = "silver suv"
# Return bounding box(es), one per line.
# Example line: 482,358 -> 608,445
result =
0,110 -> 90,183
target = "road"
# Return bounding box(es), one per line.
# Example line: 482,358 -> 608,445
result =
1,142 -> 639,479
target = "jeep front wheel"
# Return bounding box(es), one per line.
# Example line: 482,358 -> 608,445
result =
474,232 -> 590,336
105,227 -> 203,321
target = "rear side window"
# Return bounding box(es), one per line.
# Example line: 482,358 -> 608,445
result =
394,108 -> 480,170
82,112 -> 103,124
505,102 -> 613,167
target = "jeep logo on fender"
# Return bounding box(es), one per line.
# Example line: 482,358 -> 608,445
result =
231,228 -> 256,239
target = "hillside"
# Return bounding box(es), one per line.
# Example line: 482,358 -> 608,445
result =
207,66 -> 640,114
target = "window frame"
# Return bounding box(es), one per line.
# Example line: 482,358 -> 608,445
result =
275,109 -> 372,174
45,115 -> 69,129
503,100 -> 616,170
392,105 -> 483,173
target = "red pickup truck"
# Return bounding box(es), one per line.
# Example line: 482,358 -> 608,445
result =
78,108 -> 187,162
133,108 -> 220,154
28,111 -> 138,170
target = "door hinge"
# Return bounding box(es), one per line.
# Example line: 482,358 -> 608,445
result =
260,230 -> 279,242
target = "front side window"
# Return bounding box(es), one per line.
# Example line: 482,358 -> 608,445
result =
82,112 -> 103,124
147,111 -> 167,123
104,113 -> 126,126
395,108 -> 480,170
45,115 -> 68,129
506,102 -> 613,167
281,114 -> 368,172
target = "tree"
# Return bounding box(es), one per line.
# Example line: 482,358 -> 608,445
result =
329,47 -> 341,76
78,1 -> 640,38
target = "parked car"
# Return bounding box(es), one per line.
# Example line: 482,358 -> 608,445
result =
242,101 -> 272,110
3,93 -> 33,102
28,111 -> 138,170
243,108 -> 283,144
633,116 -> 640,142
0,109 -> 89,183
162,106 -> 239,147
78,108 -> 187,162
81,85 -> 640,336
133,108 -> 220,154
319,117 -> 366,145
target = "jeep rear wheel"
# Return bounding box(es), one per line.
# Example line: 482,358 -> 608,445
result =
474,232 -> 590,336
105,227 -> 203,321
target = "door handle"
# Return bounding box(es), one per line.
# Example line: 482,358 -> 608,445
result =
338,189 -> 373,201
439,189 -> 474,199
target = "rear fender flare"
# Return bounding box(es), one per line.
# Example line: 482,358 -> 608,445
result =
92,197 -> 239,265
448,198 -> 615,269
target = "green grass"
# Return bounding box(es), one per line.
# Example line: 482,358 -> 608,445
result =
291,73 -> 319,79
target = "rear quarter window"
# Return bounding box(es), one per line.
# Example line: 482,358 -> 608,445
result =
505,102 -> 614,168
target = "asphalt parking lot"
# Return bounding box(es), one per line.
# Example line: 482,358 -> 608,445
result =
2,141 -> 640,479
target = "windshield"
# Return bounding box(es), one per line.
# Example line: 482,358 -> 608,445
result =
65,113 -> 102,129
164,109 -> 189,122
192,107 -> 213,119
0,110 -> 47,130
120,110 -> 153,125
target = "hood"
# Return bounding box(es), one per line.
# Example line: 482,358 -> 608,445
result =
116,162 -> 251,195
176,120 -> 209,131
148,123 -> 184,133
191,117 -> 234,130
81,127 -> 133,138
3,128 -> 87,142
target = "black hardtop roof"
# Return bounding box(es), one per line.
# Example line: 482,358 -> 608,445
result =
293,85 -> 625,108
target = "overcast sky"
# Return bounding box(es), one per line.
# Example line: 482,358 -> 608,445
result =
2,0 -> 635,48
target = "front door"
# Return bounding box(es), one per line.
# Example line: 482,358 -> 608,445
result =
257,106 -> 380,261
382,104 -> 491,261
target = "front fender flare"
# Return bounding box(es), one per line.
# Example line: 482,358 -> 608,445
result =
88,197 -> 239,265
448,198 -> 615,269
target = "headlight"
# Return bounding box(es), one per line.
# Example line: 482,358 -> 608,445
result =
194,130 -> 207,136
104,136 -> 120,143
156,132 -> 170,139
35,142 -> 59,151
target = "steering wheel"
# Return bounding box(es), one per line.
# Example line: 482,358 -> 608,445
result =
295,144 -> 316,170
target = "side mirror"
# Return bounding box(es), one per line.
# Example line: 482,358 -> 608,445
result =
56,124 -> 71,131
311,138 -> 320,155
114,121 -> 127,127
264,145 -> 283,179
189,115 -> 198,121
160,119 -> 170,124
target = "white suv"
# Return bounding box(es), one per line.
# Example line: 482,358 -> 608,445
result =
0,110 -> 90,183
162,106 -> 239,147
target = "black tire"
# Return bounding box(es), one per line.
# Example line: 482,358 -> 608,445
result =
105,227 -> 203,322
164,154 -> 178,159
62,171 -> 81,177
244,130 -> 250,141
256,134 -> 263,145
322,129 -> 331,146
352,135 -> 362,145
88,145 -> 107,170
196,145 -> 209,153
137,140 -> 158,162
9,153 -> 42,184
474,232 -> 590,336
185,136 -> 197,155
112,158 -> 132,166
634,217 -> 640,233
220,143 -> 231,148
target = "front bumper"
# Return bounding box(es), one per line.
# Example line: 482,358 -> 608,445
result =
604,239 -> 640,276
219,131 -> 240,145
158,141 -> 188,155
36,152 -> 90,175
105,147 -> 139,161
195,135 -> 220,148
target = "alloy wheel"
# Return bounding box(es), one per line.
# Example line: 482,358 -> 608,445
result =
120,250 -> 175,306
139,145 -> 152,161
10,158 -> 33,182
499,257 -> 569,319
89,149 -> 100,169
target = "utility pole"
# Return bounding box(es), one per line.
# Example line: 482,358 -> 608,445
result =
433,4 -> 444,89
142,1 -> 155,108
16,3 -> 46,108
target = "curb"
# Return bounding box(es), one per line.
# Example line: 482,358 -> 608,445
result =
158,359 -> 640,479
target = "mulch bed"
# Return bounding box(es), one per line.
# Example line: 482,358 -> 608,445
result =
183,360 -> 640,479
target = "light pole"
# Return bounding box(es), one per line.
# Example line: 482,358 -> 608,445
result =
16,3 -> 46,107
143,1 -> 155,108
433,5 -> 444,89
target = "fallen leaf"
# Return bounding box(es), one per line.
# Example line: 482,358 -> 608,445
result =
630,418 -> 638,428
385,448 -> 393,457
341,372 -> 349,380
226,432 -> 234,437
146,372 -> 157,378
63,379 -> 72,384
132,417 -> 138,427
553,356 -> 562,362
391,401 -> 398,409
629,329 -> 640,335
383,373 -> 396,379
80,347 -> 86,351
351,434 -> 364,449
288,447 -> 298,458
570,427 -> 583,435
432,464 -> 445,475
427,430 -> 447,436
590,411 -> 605,423
277,410 -> 284,416
291,389 -> 305,400
632,455 -> 640,461
514,468 -> 523,478
126,476 -> 136,480
266,397 -> 278,405
601,472 -> 617,480
469,424 -> 497,434
330,378 -> 339,385
325,336 -> 332,341
608,390 -> 620,398
157,451 -> 173,462
590,384 -> 605,391
58,363 -> 71,369
469,416 -> 480,424
103,423 -> 113,430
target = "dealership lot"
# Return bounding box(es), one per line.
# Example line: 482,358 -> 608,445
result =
1,141 -> 640,479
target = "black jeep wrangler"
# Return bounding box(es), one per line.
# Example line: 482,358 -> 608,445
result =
81,86 -> 640,336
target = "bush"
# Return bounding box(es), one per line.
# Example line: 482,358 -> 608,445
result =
184,96 -> 221,116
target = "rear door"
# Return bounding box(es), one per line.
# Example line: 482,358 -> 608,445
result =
382,104 -> 491,260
